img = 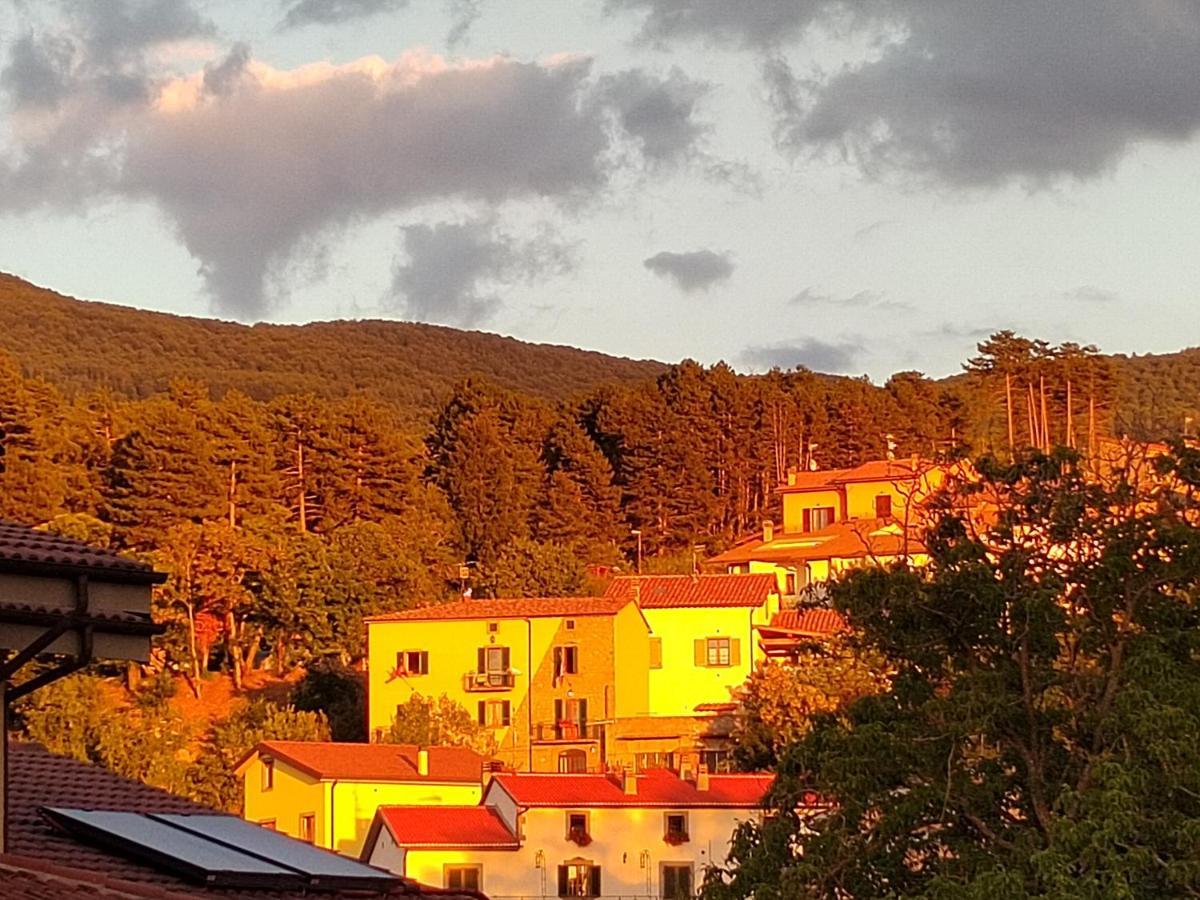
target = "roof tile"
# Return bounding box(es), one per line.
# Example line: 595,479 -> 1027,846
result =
251,741 -> 483,783
377,807 -> 518,849
491,769 -> 772,808
0,521 -> 163,583
603,574 -> 776,608
366,596 -> 628,623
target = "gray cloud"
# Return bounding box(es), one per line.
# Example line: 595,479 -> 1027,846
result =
594,67 -> 711,165
1,33 -> 76,109
788,286 -> 912,312
445,0 -> 483,46
740,336 -> 863,373
643,249 -> 733,291
606,0 -> 835,48
202,43 -> 251,97
1063,285 -> 1119,305
389,218 -> 574,327
278,0 -> 408,30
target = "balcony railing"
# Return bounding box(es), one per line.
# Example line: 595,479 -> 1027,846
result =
463,670 -> 516,691
531,721 -> 604,742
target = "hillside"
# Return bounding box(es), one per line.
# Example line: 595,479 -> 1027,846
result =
0,274 -> 664,422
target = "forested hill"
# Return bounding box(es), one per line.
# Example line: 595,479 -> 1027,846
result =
0,274 -> 664,421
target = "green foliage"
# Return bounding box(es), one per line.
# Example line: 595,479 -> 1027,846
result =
704,447 -> 1200,899
291,661 -> 367,742
386,693 -> 496,757
480,538 -> 588,598
188,699 -> 329,812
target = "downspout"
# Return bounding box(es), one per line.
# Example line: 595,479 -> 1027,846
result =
329,779 -> 339,851
527,619 -> 533,772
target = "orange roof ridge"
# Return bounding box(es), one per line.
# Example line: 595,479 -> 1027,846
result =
366,595 -> 629,622
603,573 -> 776,608
243,741 -> 483,783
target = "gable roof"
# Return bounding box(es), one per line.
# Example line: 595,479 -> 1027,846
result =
488,769 -> 772,808
241,742 -> 483,783
0,855 -> 185,900
0,521 -> 164,584
603,574 -> 777,608
366,596 -> 629,623
6,742 -> 472,899
370,807 -> 518,851
707,520 -> 923,566
777,459 -> 929,493
760,608 -> 847,637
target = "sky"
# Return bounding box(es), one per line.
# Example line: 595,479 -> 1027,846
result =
1,1 -> 1199,382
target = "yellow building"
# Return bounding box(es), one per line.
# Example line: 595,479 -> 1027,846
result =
365,597 -> 652,773
709,458 -> 943,594
236,740 -> 484,856
361,769 -> 779,898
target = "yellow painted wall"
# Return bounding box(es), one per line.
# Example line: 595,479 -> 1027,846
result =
241,756 -> 328,846
781,489 -> 843,532
612,603 -> 651,717
330,781 -> 482,857
642,606 -> 759,717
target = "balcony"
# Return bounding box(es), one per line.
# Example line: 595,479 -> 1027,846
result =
463,670 -> 516,692
531,721 -> 604,742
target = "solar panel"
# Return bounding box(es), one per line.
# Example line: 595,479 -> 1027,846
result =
39,808 -> 400,891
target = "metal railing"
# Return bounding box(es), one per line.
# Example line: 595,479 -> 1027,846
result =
463,670 -> 516,691
531,721 -> 604,741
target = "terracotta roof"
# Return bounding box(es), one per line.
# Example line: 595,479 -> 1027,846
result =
366,596 -> 629,622
708,520 -> 922,566
374,807 -> 518,849
244,741 -> 483,783
777,459 -> 930,493
775,467 -> 854,492
0,521 -> 164,584
7,743 -> 474,899
0,856 -> 185,899
760,608 -> 847,637
489,770 -> 773,808
604,574 -> 776,608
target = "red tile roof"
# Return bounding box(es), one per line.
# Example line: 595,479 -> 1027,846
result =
0,521 -> 164,583
7,743 -> 472,899
245,742 -> 483,783
777,459 -> 930,492
708,520 -> 923,566
489,770 -> 773,808
366,596 -> 629,622
761,608 -> 847,637
776,467 -> 854,492
0,856 -> 183,899
604,574 -> 777,608
375,807 -> 518,849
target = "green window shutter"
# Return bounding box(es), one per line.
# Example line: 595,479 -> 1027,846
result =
419,651 -> 429,674
477,701 -> 486,725
730,638 -> 741,666
694,639 -> 706,666
477,648 -> 486,673
589,866 -> 602,897
579,699 -> 588,728
501,701 -> 511,726
501,647 -> 511,670
554,699 -> 563,722
802,508 -> 812,532
557,867 -> 569,897
649,637 -> 662,669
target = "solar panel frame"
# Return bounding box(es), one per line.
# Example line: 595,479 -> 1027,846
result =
152,813 -> 400,890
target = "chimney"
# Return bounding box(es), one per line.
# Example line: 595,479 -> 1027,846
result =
786,468 -> 796,487
417,748 -> 430,777
622,768 -> 638,796
696,764 -> 710,793
762,519 -> 774,543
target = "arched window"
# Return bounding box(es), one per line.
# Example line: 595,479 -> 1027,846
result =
558,749 -> 587,773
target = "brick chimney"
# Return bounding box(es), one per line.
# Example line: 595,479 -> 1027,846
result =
696,764 -> 710,793
417,748 -> 429,777
762,519 -> 774,543
622,768 -> 638,796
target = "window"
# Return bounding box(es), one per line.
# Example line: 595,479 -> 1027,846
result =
554,645 -> 580,677
649,637 -> 663,669
664,812 -> 689,844
445,865 -> 482,891
478,699 -> 511,727
802,506 -> 836,531
298,813 -> 316,844
784,572 -> 797,595
554,698 -> 589,738
662,864 -> 693,900
875,494 -> 893,518
565,811 -> 590,844
559,750 -> 588,773
701,750 -> 732,773
261,758 -> 274,791
566,619 -> 576,630
635,751 -> 675,772
475,646 -> 512,687
487,622 -> 499,633
395,650 -> 429,676
695,637 -> 740,668
259,819 -> 276,831
558,863 -> 601,897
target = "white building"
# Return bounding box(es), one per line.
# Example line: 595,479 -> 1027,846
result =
362,769 -> 775,898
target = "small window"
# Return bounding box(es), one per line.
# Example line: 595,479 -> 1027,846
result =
478,700 -> 511,727
261,757 -> 274,791
566,619 -> 576,630
445,865 -> 482,892
395,650 -> 429,675
875,494 -> 893,518
664,812 -> 689,844
701,750 -> 732,773
706,637 -> 731,667
559,750 -> 588,773
554,645 -> 580,677
636,751 -> 675,772
259,819 -> 276,831
649,637 -> 663,669
558,863 -> 601,897
803,506 -> 836,532
565,811 -> 590,844
487,622 -> 499,633
298,813 -> 316,844
662,864 -> 693,900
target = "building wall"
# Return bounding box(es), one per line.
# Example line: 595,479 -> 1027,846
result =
642,606 -> 759,718
330,781 -> 483,857
381,804 -> 759,897
241,756 -> 329,847
780,488 -> 844,532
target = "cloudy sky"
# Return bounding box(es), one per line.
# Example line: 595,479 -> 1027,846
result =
2,0 -> 1199,380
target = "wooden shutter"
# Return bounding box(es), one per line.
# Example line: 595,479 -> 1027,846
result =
694,639 -> 706,666
555,699 -> 563,722
553,647 -> 563,678
501,647 -> 511,670
649,637 -> 662,669
802,508 -> 811,532
589,866 -> 601,897
501,701 -> 511,726
557,866 -> 569,897
395,652 -> 405,674
477,648 -> 486,673
419,651 -> 429,674
663,866 -> 678,898
578,699 -> 588,729
477,701 -> 486,725
730,638 -> 741,666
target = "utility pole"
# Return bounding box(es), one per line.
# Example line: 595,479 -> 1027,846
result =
631,529 -> 643,574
